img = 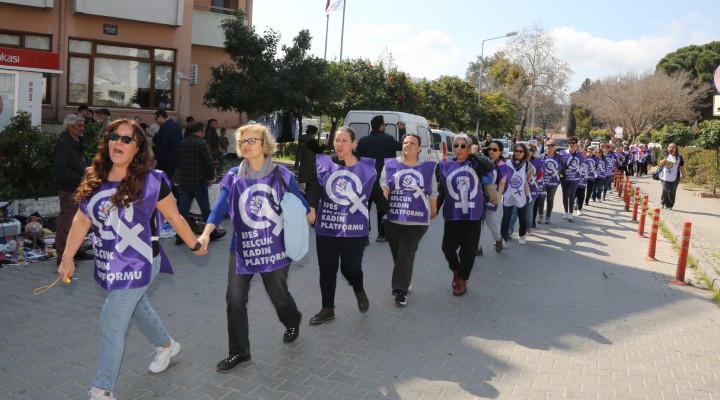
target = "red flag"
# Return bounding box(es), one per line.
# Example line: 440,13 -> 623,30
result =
325,0 -> 330,14
327,0 -> 344,14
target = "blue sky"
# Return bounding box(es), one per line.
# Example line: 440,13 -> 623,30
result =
252,0 -> 719,92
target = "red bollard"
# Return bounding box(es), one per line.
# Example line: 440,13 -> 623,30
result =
631,187 -> 641,222
671,222 -> 692,285
617,175 -> 623,197
624,181 -> 631,211
645,208 -> 660,261
637,195 -> 648,237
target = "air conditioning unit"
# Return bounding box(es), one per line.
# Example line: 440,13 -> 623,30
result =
189,64 -> 198,85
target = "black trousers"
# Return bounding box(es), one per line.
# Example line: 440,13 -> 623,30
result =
585,180 -> 595,204
661,179 -> 680,208
441,220 -> 481,281
575,187 -> 586,210
538,185 -> 559,218
386,221 -> 428,294
226,255 -> 301,356
316,235 -> 366,309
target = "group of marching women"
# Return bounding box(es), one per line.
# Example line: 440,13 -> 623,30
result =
53,117 -> 686,400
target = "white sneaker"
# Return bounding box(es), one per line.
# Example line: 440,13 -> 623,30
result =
149,338 -> 181,373
568,214 -> 574,222
89,387 -> 116,400
577,210 -> 583,216
562,213 -> 568,220
519,237 -> 527,245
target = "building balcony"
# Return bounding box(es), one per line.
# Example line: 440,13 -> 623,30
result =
191,6 -> 246,48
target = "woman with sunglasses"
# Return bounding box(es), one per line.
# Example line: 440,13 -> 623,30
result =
574,148 -> 591,216
200,124 -> 311,373
438,134 -> 493,296
379,133 -> 438,306
57,119 -> 207,400
592,147 -> 606,202
305,127 -> 377,324
500,143 -> 532,244
537,139 -> 564,224
560,137 -> 584,222
478,140 -> 508,255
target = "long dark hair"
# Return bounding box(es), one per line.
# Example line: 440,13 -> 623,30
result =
513,143 -> 528,164
75,119 -> 154,208
491,139 -> 505,162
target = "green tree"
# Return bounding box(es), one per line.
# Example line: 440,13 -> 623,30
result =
573,106 -> 593,139
385,68 -> 422,114
656,42 -> 720,120
204,11 -> 282,118
420,76 -> 478,132
478,91 -> 517,135
653,123 -> 695,147
696,119 -> 720,195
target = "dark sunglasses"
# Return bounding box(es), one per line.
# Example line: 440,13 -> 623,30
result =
529,148 -> 536,151
514,149 -> 525,153
108,132 -> 135,144
453,143 -> 467,149
568,142 -> 578,145
546,144 -> 556,147
488,147 -> 499,152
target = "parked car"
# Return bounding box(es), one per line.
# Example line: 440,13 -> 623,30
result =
431,129 -> 456,161
552,138 -> 569,152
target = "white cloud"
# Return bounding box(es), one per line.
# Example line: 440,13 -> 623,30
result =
345,23 -> 464,80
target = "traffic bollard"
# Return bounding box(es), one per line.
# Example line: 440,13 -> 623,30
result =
624,181 -> 631,211
617,174 -> 623,197
637,195 -> 648,237
632,187 -> 640,222
645,208 -> 660,261
671,222 -> 692,285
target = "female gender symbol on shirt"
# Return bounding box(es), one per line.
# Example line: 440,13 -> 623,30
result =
545,158 -> 560,179
394,169 -> 430,211
325,170 -> 368,219
446,166 -> 479,214
239,183 -> 284,236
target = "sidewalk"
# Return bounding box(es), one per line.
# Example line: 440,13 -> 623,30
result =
631,174 -> 720,293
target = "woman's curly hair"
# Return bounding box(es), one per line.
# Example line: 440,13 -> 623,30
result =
74,119 -> 154,208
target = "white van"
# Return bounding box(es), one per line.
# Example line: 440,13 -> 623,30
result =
343,110 -> 440,161
431,129 -> 456,161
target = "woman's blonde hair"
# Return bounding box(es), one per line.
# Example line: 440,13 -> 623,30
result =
236,124 -> 277,156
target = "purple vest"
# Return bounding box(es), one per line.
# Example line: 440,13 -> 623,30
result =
529,157 -> 545,199
578,160 -> 590,188
221,166 -> 292,274
562,150 -> 584,182
315,155 -> 376,237
80,170 -> 173,290
586,157 -> 597,180
440,160 -> 484,221
485,160 -> 507,211
542,153 -> 563,187
596,158 -> 606,179
385,158 -> 436,224
604,153 -> 615,175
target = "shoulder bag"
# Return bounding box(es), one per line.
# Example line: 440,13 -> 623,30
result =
273,166 -> 309,261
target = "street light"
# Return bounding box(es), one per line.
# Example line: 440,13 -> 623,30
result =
476,31 -> 517,134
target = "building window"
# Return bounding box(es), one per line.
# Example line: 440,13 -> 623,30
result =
0,30 -> 53,104
67,38 -> 175,109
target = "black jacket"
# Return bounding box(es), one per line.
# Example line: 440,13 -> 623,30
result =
174,135 -> 214,190
356,130 -> 402,176
52,131 -> 87,192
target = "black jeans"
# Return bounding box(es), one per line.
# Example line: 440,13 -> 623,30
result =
538,185 -> 559,218
661,179 -> 680,208
386,221 -> 428,294
585,180 -> 595,204
575,187 -> 586,210
561,181 -> 579,213
316,235 -> 366,309
501,205 -> 527,240
442,219 -> 481,281
226,255 -> 301,356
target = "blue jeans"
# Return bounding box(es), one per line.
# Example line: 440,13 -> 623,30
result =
178,185 -> 211,222
93,257 -> 170,392
509,198 -> 535,230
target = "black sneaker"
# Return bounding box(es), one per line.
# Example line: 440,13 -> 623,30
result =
394,291 -> 407,306
476,247 -> 483,256
309,308 -> 335,325
495,240 -> 503,253
355,289 -> 369,313
375,235 -> 387,242
210,229 -> 227,241
216,354 -> 251,373
283,315 -> 302,343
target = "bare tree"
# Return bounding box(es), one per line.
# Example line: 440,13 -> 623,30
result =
572,71 -> 710,143
504,24 -> 572,138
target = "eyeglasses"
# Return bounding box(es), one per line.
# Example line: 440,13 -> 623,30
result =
514,149 -> 525,153
240,137 -> 263,146
568,142 -> 578,145
529,148 -> 536,152
453,143 -> 467,149
546,144 -> 556,147
488,148 -> 499,152
108,132 -> 135,144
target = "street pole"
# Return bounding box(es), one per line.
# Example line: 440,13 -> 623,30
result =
476,31 -> 517,135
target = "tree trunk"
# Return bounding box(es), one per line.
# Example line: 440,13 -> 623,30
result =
517,112 -> 527,141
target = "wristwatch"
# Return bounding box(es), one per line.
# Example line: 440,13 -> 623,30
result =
190,241 -> 201,251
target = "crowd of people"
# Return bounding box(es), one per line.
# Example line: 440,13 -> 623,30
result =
52,110 -> 686,399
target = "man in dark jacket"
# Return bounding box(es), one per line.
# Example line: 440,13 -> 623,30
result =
52,113 -> 88,264
356,115 -> 401,242
174,122 -> 226,243
153,109 -> 182,180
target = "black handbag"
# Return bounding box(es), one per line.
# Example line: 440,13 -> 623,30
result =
652,168 -> 661,181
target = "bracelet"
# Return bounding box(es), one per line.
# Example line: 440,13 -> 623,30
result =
189,241 -> 201,252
